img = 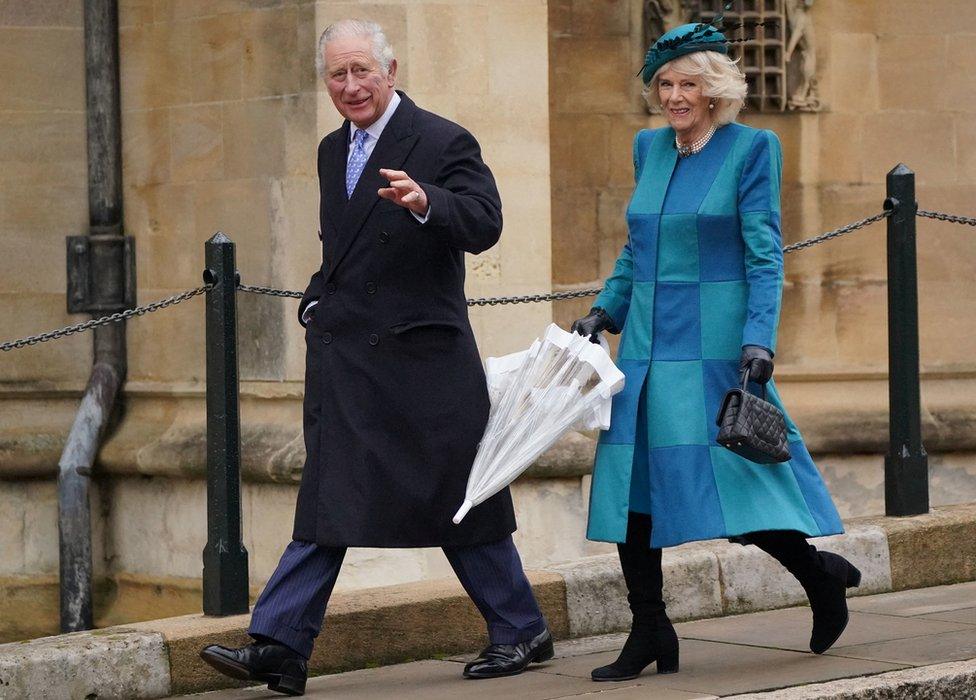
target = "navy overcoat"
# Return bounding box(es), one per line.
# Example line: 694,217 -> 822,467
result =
295,93 -> 516,547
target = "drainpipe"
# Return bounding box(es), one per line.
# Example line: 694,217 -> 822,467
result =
59,0 -> 130,633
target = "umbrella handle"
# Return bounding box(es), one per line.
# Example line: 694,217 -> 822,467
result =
452,499 -> 474,525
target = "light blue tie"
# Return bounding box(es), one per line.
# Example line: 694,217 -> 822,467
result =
345,128 -> 369,199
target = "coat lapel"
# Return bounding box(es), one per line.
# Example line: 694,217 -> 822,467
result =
328,93 -> 421,280
320,125 -> 349,267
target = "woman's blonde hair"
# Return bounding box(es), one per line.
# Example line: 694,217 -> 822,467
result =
644,51 -> 747,126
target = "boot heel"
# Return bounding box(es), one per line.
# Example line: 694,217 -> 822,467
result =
267,659 -> 307,697
846,564 -> 862,588
656,648 -> 679,674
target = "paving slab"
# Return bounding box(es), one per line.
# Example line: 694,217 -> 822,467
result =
533,639 -> 904,696
827,626 -> 976,666
917,606 -> 976,625
676,608 -> 972,653
845,580 -> 976,617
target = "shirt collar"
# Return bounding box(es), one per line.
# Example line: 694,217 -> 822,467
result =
350,91 -> 401,145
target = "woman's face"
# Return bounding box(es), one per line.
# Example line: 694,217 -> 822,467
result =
657,67 -> 712,138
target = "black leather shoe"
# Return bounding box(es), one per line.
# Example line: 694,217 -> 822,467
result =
462,628 -> 554,679
199,641 -> 308,696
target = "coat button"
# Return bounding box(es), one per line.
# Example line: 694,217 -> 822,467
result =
322,332 -> 333,344
365,281 -> 377,295
379,231 -> 391,244
326,282 -> 336,295
368,333 -> 379,346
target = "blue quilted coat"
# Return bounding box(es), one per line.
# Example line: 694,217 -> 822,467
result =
586,123 -> 844,549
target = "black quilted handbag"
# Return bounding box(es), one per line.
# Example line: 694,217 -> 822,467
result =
715,370 -> 791,464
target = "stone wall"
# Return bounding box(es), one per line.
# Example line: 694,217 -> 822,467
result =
549,0 -> 976,376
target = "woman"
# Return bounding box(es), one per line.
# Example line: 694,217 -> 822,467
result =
571,22 -> 860,682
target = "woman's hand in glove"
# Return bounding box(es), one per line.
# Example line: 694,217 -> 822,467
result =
570,307 -> 615,343
739,345 -> 774,384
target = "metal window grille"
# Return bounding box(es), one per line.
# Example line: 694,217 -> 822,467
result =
699,0 -> 788,112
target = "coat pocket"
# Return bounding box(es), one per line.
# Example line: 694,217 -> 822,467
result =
389,319 -> 463,335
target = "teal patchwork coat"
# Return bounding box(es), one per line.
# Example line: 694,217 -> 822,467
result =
586,123 -> 844,549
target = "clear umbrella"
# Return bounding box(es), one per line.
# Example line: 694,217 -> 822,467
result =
453,323 -> 625,524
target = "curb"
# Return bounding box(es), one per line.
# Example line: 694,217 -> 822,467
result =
725,658 -> 976,699
1,504 -> 973,698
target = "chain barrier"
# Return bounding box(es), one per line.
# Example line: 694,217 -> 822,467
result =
3,206 -> 975,352
918,209 -> 976,227
0,285 -> 211,352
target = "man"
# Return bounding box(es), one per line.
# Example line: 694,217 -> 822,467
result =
199,19 -> 551,697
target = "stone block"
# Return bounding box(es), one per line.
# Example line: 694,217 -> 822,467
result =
512,478 -> 591,567
710,525 -> 891,615
0,575 -> 59,643
407,4 -> 488,98
242,6 -> 300,99
127,182 -> 197,289
193,178 -> 273,280
551,36 -> 634,115
169,104 -> 223,183
488,1 -> 548,98
552,187 -> 600,284
862,503 -> 976,591
0,294 -> 93,382
571,0 -> 630,37
547,544 -> 721,637
22,480 -> 59,573
823,33 -> 879,114
876,0 -> 974,36
597,187 -> 630,256
188,14 -> 243,103
222,98 -> 288,179
283,93 -> 318,177
0,28 -> 84,112
549,0 -> 573,37
818,0 -> 880,35
123,107 -> 170,188
0,0 -> 82,27
120,21 -> 194,110
878,35 -> 947,112
948,34 -> 976,113
817,113 -> 864,185
0,111 -> 86,179
0,482 -> 26,574
608,113 -> 652,187
119,0 -> 154,27
551,114 -> 612,188
0,629 -> 170,699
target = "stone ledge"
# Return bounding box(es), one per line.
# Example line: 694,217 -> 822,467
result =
855,502 -> 976,591
0,628 -> 170,700
724,658 -> 976,699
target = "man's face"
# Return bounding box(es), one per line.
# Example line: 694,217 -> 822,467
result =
323,35 -> 396,129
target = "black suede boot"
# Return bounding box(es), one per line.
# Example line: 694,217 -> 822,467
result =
591,513 -> 679,681
745,530 -> 862,654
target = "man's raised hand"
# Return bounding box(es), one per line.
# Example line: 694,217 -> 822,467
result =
378,168 -> 429,215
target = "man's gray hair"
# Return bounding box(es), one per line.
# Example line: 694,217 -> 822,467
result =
316,19 -> 395,79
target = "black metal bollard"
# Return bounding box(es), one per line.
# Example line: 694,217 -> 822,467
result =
883,165 -> 929,516
202,232 -> 250,615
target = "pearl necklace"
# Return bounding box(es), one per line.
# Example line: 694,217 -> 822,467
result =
675,123 -> 716,157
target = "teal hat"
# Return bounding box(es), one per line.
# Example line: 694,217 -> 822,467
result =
640,23 -> 728,85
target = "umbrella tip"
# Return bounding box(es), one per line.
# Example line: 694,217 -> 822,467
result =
452,500 -> 474,524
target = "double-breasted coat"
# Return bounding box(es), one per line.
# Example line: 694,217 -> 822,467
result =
295,92 -> 516,547
586,123 -> 844,549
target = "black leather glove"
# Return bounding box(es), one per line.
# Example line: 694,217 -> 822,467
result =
739,345 -> 774,384
570,307 -> 615,343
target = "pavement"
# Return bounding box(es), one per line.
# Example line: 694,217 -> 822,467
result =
180,581 -> 976,699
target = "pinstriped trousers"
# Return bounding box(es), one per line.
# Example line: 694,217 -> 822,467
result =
247,536 -> 547,658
